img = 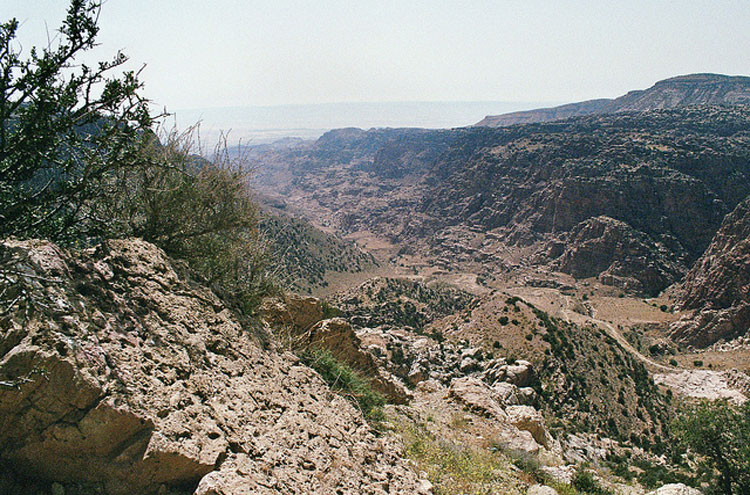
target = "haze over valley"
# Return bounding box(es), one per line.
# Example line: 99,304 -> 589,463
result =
173,101 -> 558,145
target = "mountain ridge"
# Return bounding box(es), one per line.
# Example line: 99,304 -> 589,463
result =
476,73 -> 750,127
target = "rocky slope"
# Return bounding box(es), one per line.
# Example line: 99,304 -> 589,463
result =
670,197 -> 750,347
548,216 -> 687,296
427,292 -> 672,448
476,73 -> 750,127
0,239 -> 427,494
260,208 -> 378,294
327,278 -> 673,454
332,277 -> 477,331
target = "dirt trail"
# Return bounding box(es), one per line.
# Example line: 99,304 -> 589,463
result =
560,295 -> 674,372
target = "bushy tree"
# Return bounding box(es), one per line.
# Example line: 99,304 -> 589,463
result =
0,1 -> 276,316
673,400 -> 750,495
97,127 -> 277,315
0,0 -> 154,242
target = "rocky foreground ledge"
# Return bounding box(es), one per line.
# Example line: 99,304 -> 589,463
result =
0,239 -> 428,495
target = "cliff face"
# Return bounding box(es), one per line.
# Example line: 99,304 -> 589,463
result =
427,107 -> 750,264
477,73 -> 750,127
549,216 -> 687,296
671,197 -> 750,347
0,239 -> 425,495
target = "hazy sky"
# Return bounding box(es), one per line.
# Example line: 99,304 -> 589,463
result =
3,1 -> 750,111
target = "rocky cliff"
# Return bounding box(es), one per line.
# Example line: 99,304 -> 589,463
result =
476,73 -> 750,127
251,106 -> 750,295
549,216 -> 687,296
0,239 -> 426,494
671,197 -> 750,347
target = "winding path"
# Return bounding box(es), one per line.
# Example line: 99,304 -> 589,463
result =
560,295 -> 674,372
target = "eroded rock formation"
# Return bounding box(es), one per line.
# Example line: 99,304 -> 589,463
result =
671,197 -> 750,346
550,216 -> 686,295
0,239 -> 426,494
476,73 -> 750,127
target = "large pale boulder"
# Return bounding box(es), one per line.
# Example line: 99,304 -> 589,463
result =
261,294 -> 324,331
646,483 -> 702,495
449,377 -> 507,421
505,405 -> 552,448
483,359 -> 535,387
494,426 -> 540,456
527,485 -> 558,495
492,382 -> 521,406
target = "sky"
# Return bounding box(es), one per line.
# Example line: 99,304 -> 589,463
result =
3,1 -> 750,112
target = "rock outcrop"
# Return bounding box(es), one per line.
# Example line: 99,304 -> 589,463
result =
448,376 -> 552,455
671,197 -> 750,346
653,370 -> 748,404
477,73 -> 750,127
646,484 -> 702,495
305,317 -> 411,403
550,216 -> 686,295
0,239 -> 426,494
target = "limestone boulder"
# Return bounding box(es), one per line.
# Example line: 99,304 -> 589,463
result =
0,239 -> 425,494
646,484 -> 702,495
505,405 -> 552,448
260,294 -> 324,332
527,485 -> 558,495
449,377 -> 506,421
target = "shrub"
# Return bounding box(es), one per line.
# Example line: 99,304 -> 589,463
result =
96,127 -> 277,316
631,457 -> 696,490
320,300 -> 341,319
0,2 -> 276,316
402,425 -> 514,494
0,1 -> 155,242
672,400 -> 750,495
572,465 -> 613,494
302,348 -> 385,421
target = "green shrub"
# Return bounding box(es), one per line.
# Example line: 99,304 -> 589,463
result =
302,348 -> 385,421
0,0 -> 154,242
320,300 -> 341,319
402,425 -> 517,494
0,2 -> 276,317
673,400 -> 750,494
631,457 -> 695,490
572,466 -> 613,494
97,127 -> 278,316
550,483 -> 578,495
